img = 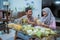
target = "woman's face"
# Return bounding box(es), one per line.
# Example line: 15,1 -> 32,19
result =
42,11 -> 47,17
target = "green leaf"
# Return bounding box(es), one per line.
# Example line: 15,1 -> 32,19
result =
36,31 -> 42,38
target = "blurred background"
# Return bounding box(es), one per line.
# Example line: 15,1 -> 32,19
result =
0,0 -> 60,40
0,0 -> 42,18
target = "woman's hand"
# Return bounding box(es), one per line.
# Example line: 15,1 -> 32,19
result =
37,21 -> 49,28
41,23 -> 49,28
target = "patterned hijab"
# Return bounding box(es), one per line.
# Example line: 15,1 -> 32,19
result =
41,7 -> 55,25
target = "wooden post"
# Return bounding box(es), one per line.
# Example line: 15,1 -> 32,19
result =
6,5 -> 9,34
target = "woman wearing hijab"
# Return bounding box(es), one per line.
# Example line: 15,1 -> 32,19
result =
35,7 -> 56,40
41,7 -> 56,30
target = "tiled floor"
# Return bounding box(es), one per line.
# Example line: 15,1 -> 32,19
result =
0,29 -> 60,40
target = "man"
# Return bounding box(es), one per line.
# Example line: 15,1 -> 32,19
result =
14,7 -> 37,26
14,7 -> 37,40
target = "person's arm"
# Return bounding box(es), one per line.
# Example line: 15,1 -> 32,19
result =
27,18 -> 37,25
36,20 -> 49,28
27,19 -> 36,25
49,21 -> 56,29
14,18 -> 22,24
41,23 -> 49,28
